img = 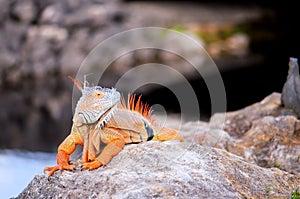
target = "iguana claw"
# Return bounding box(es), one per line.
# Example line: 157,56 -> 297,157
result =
82,160 -> 102,170
45,164 -> 75,177
45,149 -> 74,177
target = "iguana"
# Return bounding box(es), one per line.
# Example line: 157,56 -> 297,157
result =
45,77 -> 184,177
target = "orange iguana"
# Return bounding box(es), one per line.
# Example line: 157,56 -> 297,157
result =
45,78 -> 184,177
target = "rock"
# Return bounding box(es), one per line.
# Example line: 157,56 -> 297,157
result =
228,115 -> 300,174
176,119 -> 233,149
16,142 -> 300,198
281,57 -> 300,117
225,33 -> 250,57
210,92 -> 285,136
0,20 -> 27,72
20,25 -> 68,77
195,92 -> 300,174
60,28 -> 88,74
10,0 -> 37,24
40,4 -> 65,25
0,0 -> 9,23
64,5 -> 109,28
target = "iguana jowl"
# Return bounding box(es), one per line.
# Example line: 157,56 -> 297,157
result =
45,78 -> 184,177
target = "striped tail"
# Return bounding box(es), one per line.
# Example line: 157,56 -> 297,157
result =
153,127 -> 184,142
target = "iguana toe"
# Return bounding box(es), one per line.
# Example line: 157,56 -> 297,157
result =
82,160 -> 102,170
45,164 -> 75,177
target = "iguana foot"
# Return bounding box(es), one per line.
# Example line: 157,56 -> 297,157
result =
82,160 -> 102,170
45,163 -> 75,177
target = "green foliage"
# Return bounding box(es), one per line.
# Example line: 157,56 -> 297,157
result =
274,162 -> 282,168
170,24 -> 247,44
265,184 -> 273,196
170,25 -> 187,33
291,188 -> 300,199
265,187 -> 271,195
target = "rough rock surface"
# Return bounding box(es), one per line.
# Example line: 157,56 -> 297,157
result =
197,92 -> 300,174
232,115 -> 300,174
15,92 -> 300,198
210,92 -> 287,136
281,57 -> 300,117
16,142 -> 299,199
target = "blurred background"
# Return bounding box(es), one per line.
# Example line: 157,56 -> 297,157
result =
0,0 -> 299,197
1,0 -> 298,153
0,0 -> 299,194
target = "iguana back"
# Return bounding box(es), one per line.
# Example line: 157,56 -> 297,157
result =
107,94 -> 184,144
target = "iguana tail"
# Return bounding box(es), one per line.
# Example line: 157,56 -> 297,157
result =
153,127 -> 184,142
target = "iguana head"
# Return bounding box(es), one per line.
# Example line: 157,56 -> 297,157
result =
73,85 -> 120,128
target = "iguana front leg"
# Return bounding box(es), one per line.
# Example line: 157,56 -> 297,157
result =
82,128 -> 125,170
45,128 -> 83,177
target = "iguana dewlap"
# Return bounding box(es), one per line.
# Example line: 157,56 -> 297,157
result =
45,79 -> 184,177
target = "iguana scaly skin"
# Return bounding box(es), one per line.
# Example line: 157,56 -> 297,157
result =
45,78 -> 184,177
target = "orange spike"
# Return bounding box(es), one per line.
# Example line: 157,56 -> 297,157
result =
68,76 -> 83,91
135,96 -> 142,112
119,93 -> 152,120
129,94 -> 135,111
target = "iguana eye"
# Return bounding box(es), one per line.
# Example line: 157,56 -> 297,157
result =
95,91 -> 104,98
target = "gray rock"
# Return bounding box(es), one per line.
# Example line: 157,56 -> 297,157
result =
236,115 -> 300,174
0,0 -> 9,23
281,57 -> 300,117
60,28 -> 88,75
64,5 -> 109,28
19,25 -> 67,77
11,0 -> 37,24
210,92 -> 284,136
40,4 -> 65,25
197,93 -> 300,174
16,142 -> 300,198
